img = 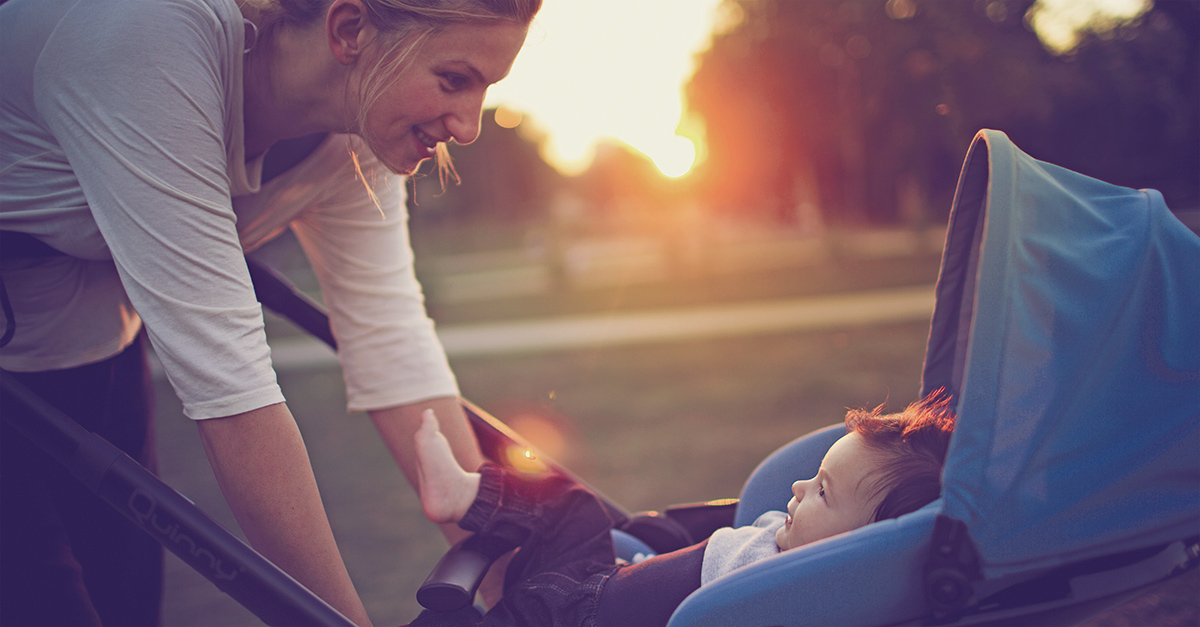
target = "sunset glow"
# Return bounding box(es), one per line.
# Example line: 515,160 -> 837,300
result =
484,1 -> 724,178
1028,0 -> 1152,52
486,0 -> 1150,179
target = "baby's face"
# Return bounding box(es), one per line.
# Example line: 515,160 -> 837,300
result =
775,432 -> 885,551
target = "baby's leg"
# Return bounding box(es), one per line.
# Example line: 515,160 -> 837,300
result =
414,409 -> 481,524
414,414 -> 624,626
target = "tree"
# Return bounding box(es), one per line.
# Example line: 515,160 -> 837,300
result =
686,0 -> 1198,227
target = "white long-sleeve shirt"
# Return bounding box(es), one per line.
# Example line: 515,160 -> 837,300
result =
701,511 -> 785,585
0,0 -> 458,418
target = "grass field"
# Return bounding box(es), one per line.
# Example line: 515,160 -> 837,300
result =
156,320 -> 935,625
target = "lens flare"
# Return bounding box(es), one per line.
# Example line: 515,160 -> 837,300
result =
494,105 -> 524,129
505,444 -> 549,474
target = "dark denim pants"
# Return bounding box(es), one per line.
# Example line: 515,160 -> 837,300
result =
1,333 -> 163,626
413,464 -> 705,626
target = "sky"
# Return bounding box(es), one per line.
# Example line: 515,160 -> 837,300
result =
485,0 -> 1152,179
483,0 -> 725,178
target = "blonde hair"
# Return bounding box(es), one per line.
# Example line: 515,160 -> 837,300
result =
255,0 -> 541,182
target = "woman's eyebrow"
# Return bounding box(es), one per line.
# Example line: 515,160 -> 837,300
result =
445,60 -> 487,84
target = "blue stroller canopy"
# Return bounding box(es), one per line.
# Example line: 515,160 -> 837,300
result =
922,129 -> 1200,581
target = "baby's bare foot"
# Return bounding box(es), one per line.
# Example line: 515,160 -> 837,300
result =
414,409 -> 480,524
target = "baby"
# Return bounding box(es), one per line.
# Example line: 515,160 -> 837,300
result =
412,395 -> 955,626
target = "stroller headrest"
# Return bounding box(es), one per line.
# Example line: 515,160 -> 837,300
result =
672,501 -> 942,627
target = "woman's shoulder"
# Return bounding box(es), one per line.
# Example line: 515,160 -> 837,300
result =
49,0 -> 244,61
129,0 -> 243,51
106,0 -> 242,25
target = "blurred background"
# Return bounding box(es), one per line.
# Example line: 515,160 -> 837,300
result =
157,0 -> 1198,625
404,0 -> 1197,270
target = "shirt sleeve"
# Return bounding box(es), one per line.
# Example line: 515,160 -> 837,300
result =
33,0 -> 283,418
288,138 -> 459,412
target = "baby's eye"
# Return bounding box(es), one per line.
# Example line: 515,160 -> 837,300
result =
818,486 -> 827,500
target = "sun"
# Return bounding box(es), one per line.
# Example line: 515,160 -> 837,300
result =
484,0 -> 723,178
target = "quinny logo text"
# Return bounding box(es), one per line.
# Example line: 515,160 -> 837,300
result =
128,489 -> 242,582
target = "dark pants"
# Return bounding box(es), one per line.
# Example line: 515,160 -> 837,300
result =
1,333 -> 163,626
414,464 -> 704,627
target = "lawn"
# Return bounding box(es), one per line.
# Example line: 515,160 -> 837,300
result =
155,318 -> 1198,626
151,240 -> 1196,625
155,320 -> 932,625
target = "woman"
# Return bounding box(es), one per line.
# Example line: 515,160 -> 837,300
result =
0,0 -> 539,624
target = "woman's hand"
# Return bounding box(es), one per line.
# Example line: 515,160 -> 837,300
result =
198,403 -> 374,626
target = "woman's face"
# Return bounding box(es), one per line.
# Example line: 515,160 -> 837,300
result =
358,21 -> 528,174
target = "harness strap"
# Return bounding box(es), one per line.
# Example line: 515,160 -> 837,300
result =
924,514 -> 981,621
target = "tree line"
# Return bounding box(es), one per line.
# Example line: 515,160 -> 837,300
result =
415,0 -> 1198,230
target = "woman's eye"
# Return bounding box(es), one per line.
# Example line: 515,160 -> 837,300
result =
441,73 -> 469,92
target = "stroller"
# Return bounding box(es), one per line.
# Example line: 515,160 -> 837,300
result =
418,129 -> 1200,626
4,129 -> 1197,625
652,129 -> 1200,626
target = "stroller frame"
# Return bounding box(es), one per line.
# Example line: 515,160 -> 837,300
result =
0,255 -> 652,626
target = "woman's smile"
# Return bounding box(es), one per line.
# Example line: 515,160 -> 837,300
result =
413,126 -> 440,150
357,21 -> 528,174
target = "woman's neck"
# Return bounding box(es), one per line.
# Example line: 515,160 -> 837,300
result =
240,8 -> 350,160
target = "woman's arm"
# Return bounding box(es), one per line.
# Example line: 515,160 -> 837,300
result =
32,6 -> 372,621
279,137 -> 473,521
198,403 -> 373,627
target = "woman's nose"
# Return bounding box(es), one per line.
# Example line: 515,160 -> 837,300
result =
445,95 -> 485,145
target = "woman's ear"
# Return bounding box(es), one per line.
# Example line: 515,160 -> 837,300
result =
326,0 -> 375,65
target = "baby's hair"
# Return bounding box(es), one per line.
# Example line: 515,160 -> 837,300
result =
844,390 -> 956,523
